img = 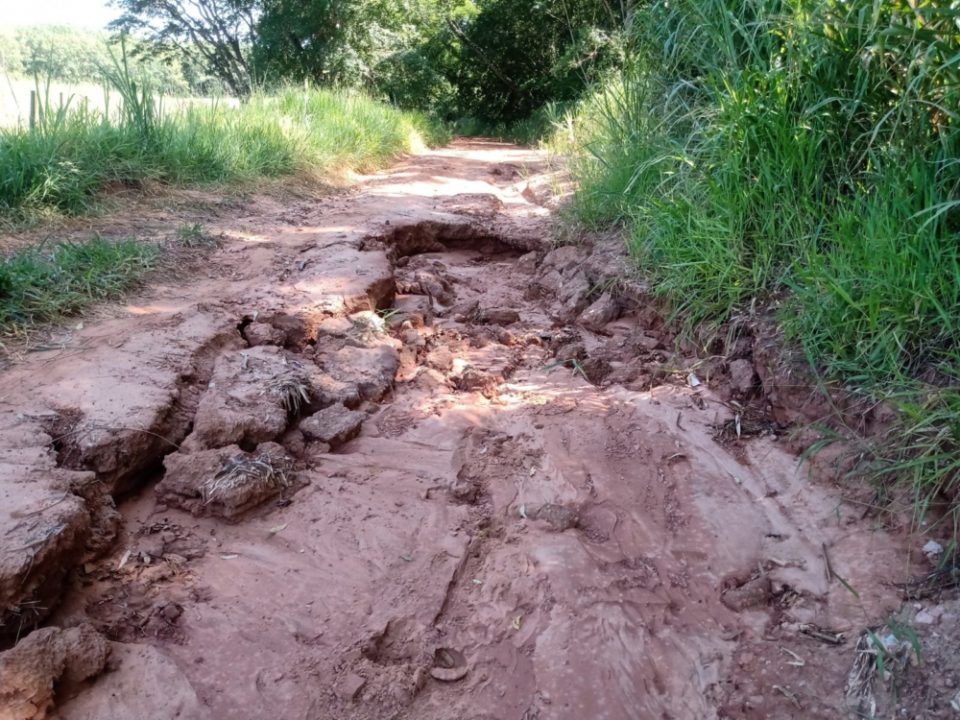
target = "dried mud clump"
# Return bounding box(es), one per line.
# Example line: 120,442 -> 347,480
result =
183,346 -> 309,451
0,488 -> 92,641
310,344 -> 400,406
528,503 -> 580,532
577,291 -> 620,332
395,257 -> 457,306
299,403 -> 365,448
0,624 -> 109,720
157,443 -> 294,520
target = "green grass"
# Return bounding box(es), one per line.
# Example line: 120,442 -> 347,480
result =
453,101 -> 579,145
553,0 -> 960,529
0,56 -> 449,217
0,236 -> 159,334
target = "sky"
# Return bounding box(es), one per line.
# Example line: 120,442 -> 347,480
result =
0,0 -> 120,30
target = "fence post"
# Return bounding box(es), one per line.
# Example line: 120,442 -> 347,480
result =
29,90 -> 37,130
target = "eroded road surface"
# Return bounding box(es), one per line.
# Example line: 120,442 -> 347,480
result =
1,142 -> 910,719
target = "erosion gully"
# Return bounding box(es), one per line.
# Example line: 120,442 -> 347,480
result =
0,141 -> 915,719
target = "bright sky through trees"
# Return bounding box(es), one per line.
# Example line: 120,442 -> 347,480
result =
0,0 -> 119,29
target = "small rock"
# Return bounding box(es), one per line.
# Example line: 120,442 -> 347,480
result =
244,322 -> 286,347
577,292 -> 619,332
457,369 -> 497,393
728,359 -> 757,394
161,603 -> 183,622
721,576 -> 772,612
401,328 -> 425,348
553,342 -> 586,362
635,334 -> 662,351
580,356 -> 612,385
157,443 -> 294,520
516,251 -> 539,274
923,540 -> 944,558
479,308 -> 520,326
914,609 -> 936,625
540,245 -> 581,274
530,504 -> 579,532
315,317 -> 354,338
497,329 -> 518,346
339,672 -> 367,701
299,404 -> 365,448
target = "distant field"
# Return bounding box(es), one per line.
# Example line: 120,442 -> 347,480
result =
0,77 -> 237,128
0,78 -> 108,127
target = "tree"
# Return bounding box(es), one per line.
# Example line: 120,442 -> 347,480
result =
254,0 -> 443,87
15,26 -> 109,82
0,32 -> 23,76
441,0 -> 625,121
110,0 -> 257,96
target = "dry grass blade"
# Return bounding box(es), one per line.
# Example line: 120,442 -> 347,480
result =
263,372 -> 310,415
845,632 -> 879,717
900,556 -> 960,600
350,313 -> 387,341
202,450 -> 292,505
712,403 -> 780,442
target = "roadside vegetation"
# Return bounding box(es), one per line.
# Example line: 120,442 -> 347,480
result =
551,0 -> 960,529
0,52 -> 447,216
0,236 -> 158,335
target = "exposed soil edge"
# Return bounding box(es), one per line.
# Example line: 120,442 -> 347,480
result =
534,232 -> 896,472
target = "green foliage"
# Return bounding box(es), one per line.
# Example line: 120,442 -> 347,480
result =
556,0 -> 960,521
15,26 -> 107,82
107,0 -> 627,122
0,236 -> 159,333
175,223 -> 215,247
0,26 -> 207,96
111,0 -> 256,96
0,71 -> 448,216
255,0 -> 411,86
444,0 -> 625,122
0,31 -> 24,75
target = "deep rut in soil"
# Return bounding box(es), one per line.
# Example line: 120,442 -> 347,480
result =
0,142 -> 915,720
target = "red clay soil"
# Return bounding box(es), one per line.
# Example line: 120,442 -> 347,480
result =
0,141 -> 945,720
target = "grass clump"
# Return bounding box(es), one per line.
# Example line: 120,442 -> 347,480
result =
554,0 -> 960,527
0,236 -> 159,334
202,449 -> 293,506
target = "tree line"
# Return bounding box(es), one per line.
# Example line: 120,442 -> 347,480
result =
0,25 -> 228,95
110,0 -> 632,121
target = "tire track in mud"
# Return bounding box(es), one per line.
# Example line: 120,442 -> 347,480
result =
0,142 -> 913,720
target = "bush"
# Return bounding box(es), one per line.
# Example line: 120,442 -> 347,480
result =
555,0 -> 960,524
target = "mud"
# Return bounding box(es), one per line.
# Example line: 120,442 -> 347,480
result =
0,141 -> 941,719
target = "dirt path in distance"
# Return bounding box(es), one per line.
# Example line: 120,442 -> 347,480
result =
0,141 -> 922,720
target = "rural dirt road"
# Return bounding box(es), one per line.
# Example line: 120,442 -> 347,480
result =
0,141 -> 922,719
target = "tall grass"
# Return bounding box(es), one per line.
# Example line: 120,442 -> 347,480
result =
0,59 -> 449,216
555,0 -> 960,527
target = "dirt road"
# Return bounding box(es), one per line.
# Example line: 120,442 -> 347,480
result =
0,141 -> 917,719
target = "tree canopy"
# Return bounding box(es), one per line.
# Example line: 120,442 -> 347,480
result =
106,0 -> 628,120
